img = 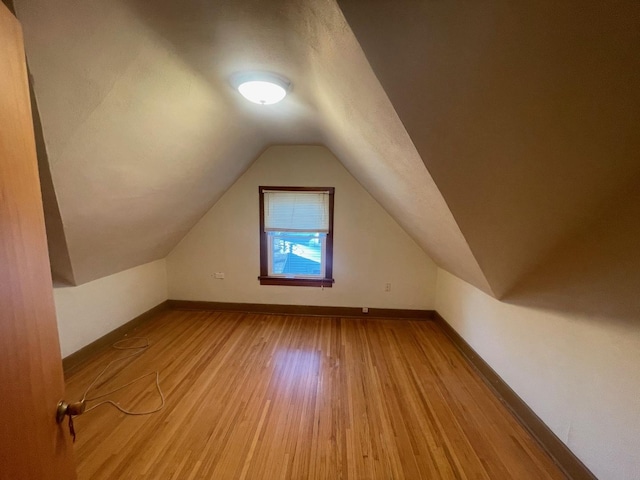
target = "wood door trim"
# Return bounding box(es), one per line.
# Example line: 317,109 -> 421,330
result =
433,312 -> 597,480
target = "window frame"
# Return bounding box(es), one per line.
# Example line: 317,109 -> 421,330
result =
258,186 -> 335,287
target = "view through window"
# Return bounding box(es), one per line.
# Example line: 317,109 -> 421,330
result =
259,187 -> 334,287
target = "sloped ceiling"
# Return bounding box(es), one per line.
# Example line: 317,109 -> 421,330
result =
14,0 -> 638,305
15,0 -> 489,292
338,0 -> 640,299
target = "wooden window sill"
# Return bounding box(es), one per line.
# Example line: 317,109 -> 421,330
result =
258,276 -> 334,287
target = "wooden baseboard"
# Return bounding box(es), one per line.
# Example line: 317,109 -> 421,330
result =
433,312 -> 596,480
62,300 -> 169,375
167,299 -> 433,320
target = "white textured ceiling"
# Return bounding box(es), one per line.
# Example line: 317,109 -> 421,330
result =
14,0 -> 639,304
16,0 -> 488,291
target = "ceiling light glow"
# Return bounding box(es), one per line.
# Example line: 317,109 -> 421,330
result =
233,72 -> 290,105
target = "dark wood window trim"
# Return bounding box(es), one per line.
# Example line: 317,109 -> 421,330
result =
259,186 -> 334,287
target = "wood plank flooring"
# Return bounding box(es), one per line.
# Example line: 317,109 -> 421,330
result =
64,310 -> 566,479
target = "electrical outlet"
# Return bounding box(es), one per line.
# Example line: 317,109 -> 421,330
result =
214,272 -> 225,279
385,282 -> 391,292
362,307 -> 369,313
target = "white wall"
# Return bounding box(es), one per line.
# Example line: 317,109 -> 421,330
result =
167,145 -> 437,309
435,268 -> 640,480
54,259 -> 167,357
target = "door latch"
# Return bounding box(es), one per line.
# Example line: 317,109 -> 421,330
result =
56,400 -> 86,442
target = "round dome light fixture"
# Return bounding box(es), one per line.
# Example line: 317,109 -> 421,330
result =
232,72 -> 290,105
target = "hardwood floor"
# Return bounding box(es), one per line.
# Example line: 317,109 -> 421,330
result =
64,310 -> 566,479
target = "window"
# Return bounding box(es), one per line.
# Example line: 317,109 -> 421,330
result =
259,186 -> 335,287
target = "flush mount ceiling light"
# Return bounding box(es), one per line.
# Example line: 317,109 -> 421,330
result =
232,72 -> 291,105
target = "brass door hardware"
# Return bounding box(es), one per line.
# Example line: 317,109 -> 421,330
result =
56,400 -> 86,423
56,400 -> 86,442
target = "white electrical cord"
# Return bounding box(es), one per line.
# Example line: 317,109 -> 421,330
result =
80,337 -> 165,416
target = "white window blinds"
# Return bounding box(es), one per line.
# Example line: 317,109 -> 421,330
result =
263,191 -> 330,233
